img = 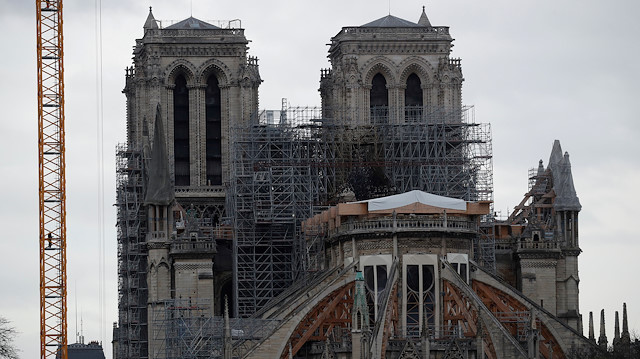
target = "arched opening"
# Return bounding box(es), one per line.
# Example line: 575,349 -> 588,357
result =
405,73 -> 423,122
173,74 -> 190,186
370,73 -> 388,125
205,75 -> 222,185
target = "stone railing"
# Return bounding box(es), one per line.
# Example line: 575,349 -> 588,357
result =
340,26 -> 450,36
175,185 -> 226,198
517,240 -> 559,251
146,28 -> 244,37
170,240 -> 216,255
147,231 -> 167,241
329,216 -> 477,237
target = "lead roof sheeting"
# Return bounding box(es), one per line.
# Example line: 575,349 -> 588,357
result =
361,15 -> 421,28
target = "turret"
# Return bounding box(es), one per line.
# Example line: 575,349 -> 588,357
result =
143,7 -> 158,32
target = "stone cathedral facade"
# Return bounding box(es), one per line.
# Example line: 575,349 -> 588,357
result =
113,7 -> 630,359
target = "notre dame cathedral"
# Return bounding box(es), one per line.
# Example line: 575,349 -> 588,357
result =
113,6 -> 634,359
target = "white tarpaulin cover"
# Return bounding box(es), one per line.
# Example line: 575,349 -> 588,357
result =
354,190 -> 467,211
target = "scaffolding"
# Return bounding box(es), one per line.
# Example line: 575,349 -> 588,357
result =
151,299 -> 281,359
228,110 -> 323,317
115,144 -> 148,359
229,105 -> 494,317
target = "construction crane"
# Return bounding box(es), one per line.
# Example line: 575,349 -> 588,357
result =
37,0 -> 68,358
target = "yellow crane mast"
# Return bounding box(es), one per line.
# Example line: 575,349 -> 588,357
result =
36,0 -> 67,358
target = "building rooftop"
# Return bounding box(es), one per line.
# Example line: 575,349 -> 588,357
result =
361,14 -> 422,28
165,16 -> 220,29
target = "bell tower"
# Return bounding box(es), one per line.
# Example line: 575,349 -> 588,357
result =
123,7 -> 261,189
117,8 -> 261,358
320,7 -> 463,126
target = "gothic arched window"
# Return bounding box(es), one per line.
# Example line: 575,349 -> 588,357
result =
405,73 -> 423,122
173,74 -> 190,186
370,73 -> 388,125
205,75 -> 222,185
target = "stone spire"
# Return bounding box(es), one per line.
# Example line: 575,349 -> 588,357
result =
351,271 -> 369,359
223,296 -> 232,359
621,303 -> 631,342
352,271 -> 370,331
598,309 -> 608,351
144,104 -> 174,206
620,303 -> 632,358
418,6 -> 432,27
614,311 -> 621,346
144,6 -> 159,31
548,140 -> 581,211
622,303 -> 629,335
588,312 -> 595,343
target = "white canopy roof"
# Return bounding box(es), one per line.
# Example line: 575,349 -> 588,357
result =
353,190 -> 466,211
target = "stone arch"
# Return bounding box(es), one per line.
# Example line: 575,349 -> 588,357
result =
164,59 -> 197,86
362,57 -> 397,87
197,58 -> 232,87
472,280 -> 569,357
280,281 -> 355,359
157,257 -> 170,271
398,58 -> 433,85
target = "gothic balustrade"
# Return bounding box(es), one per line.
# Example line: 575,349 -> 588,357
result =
340,26 -> 450,36
175,185 -> 226,198
517,240 -> 560,251
170,240 -> 217,255
329,216 -> 477,238
148,231 -> 167,241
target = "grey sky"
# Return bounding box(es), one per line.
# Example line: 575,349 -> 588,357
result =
1,1 -> 639,358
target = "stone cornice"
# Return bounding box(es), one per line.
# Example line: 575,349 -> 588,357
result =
520,260 -> 558,268
174,262 -> 213,271
159,45 -> 245,58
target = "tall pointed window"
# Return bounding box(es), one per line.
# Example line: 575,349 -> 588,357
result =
370,73 -> 388,125
405,73 -> 423,122
205,75 -> 222,185
405,264 -> 436,336
364,264 -> 388,324
173,74 -> 190,186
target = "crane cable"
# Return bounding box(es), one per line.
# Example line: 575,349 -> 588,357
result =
94,0 -> 106,347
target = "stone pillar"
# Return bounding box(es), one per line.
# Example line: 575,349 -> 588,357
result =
527,310 -> 540,359
475,319 -> 484,359
223,297 -> 232,359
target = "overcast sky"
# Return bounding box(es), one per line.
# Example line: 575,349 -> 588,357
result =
1,1 -> 639,358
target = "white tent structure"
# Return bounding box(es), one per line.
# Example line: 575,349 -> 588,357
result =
353,190 -> 467,212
